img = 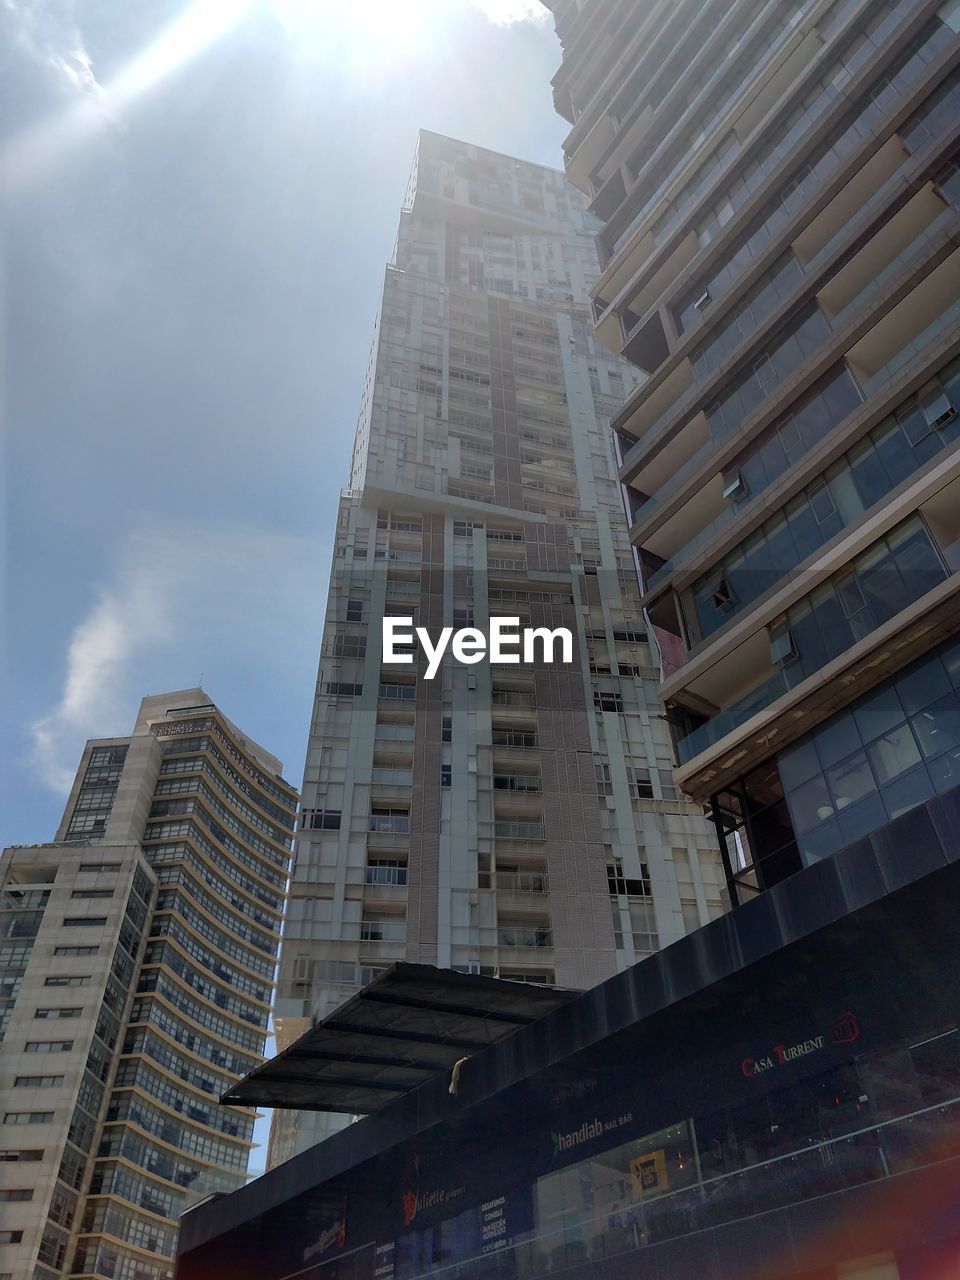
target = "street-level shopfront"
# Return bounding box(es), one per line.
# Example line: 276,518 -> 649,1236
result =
176,797 -> 960,1280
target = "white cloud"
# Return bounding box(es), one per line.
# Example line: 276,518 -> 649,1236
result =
471,0 -> 549,24
29,521 -> 324,795
5,0 -> 105,99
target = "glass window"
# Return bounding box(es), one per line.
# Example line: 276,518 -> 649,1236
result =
788,775 -> 834,834
825,751 -> 876,810
853,685 -> 904,744
911,691 -> 960,759
814,711 -> 861,770
836,791 -> 887,844
777,738 -> 820,789
797,815 -> 841,863
882,767 -> 935,819
897,654 -> 953,715
868,725 -> 922,785
929,747 -> 960,793
944,636 -> 960,689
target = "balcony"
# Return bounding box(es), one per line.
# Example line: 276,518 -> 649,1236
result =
368,814 -> 410,835
495,870 -> 549,895
671,495 -> 960,792
628,262 -> 960,568
493,820 -> 546,843
496,922 -> 553,949
493,773 -> 542,794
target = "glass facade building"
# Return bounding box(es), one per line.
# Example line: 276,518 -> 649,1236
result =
542,0 -> 960,902
0,690 -> 297,1280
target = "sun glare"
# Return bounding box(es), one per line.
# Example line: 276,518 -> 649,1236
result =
269,0 -> 438,61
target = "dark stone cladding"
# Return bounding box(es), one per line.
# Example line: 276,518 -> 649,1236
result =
177,782 -> 960,1263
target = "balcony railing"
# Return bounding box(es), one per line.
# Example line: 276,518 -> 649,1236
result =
368,816 -> 410,834
493,775 -> 542,794
497,924 -> 552,948
494,820 -> 546,842
677,519 -> 953,765
495,871 -> 549,894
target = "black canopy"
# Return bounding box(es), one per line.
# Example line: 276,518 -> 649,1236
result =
222,963 -> 574,1115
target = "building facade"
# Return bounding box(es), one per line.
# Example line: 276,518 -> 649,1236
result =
0,690 -> 297,1280
176,792 -> 960,1280
271,132 -> 724,1165
543,0 -> 960,899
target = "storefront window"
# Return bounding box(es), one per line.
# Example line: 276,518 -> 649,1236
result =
534,1122 -> 697,1265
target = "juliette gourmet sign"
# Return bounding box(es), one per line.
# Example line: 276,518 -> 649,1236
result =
382,616 -> 574,680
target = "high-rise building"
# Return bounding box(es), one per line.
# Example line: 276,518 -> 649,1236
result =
271,131 -> 723,1165
543,0 -> 960,897
0,690 -> 298,1280
173,15 -> 960,1276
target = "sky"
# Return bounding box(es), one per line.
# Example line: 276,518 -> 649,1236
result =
0,0 -> 570,846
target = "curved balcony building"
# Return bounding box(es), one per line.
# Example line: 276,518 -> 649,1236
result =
545,0 -> 960,902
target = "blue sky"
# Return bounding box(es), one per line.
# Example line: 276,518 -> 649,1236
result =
1,0 -> 569,845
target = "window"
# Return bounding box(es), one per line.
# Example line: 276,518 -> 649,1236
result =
919,382 -> 956,430
70,889 -> 113,900
594,692 -> 623,712
630,769 -> 654,801
332,634 -> 366,659
79,862 -> 120,873
769,622 -> 798,666
365,861 -> 407,886
442,716 -> 452,743
45,976 -> 91,988
306,809 -> 341,831
369,807 -> 410,834
35,1009 -> 81,1020
324,682 -> 362,697
346,599 -> 364,623
53,946 -> 98,957
15,1076 -> 64,1087
607,859 -> 651,896
709,573 -> 735,609
440,765 -> 452,788
0,1232 -> 23,1244
360,915 -> 406,942
0,1150 -> 42,1161
61,917 -> 107,928
25,1042 -> 73,1053
378,682 -> 415,701
4,1113 -> 53,1125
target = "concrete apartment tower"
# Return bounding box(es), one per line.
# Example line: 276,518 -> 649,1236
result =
0,691 -> 297,1280
270,131 -> 724,1166
543,0 -> 960,896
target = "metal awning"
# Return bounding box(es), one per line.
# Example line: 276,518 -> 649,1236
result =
222,963 -> 574,1115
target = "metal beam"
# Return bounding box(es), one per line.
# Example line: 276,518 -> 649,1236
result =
359,988 -> 535,1025
321,1019 -> 483,1052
